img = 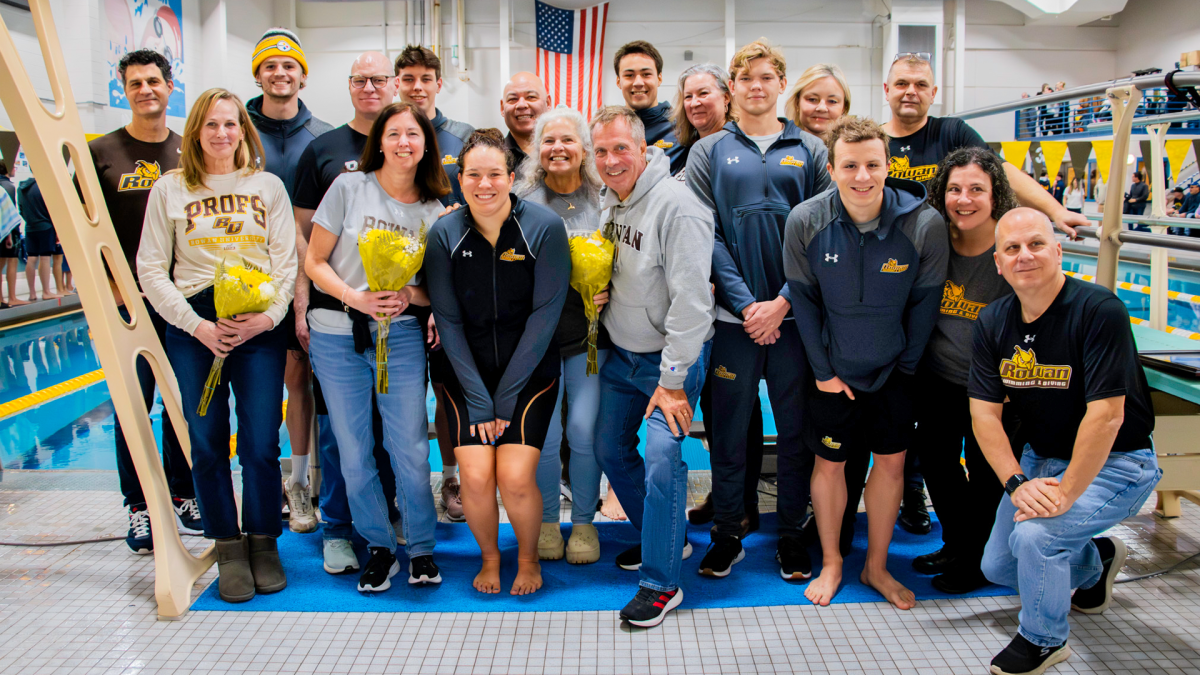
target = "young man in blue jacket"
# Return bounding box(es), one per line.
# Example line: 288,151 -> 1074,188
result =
783,116 -> 948,609
686,40 -> 830,580
613,41 -> 687,175
395,45 -> 474,205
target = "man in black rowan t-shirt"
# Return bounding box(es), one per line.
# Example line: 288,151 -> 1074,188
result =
86,49 -> 195,555
968,208 -> 1160,675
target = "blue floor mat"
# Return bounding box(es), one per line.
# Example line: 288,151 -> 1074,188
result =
192,512 -> 1014,613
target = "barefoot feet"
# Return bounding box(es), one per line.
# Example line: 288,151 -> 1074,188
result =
601,484 -> 627,521
805,560 -> 842,606
473,559 -> 501,594
861,567 -> 916,610
511,560 -> 543,596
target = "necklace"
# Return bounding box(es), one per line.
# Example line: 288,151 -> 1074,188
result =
554,191 -> 576,211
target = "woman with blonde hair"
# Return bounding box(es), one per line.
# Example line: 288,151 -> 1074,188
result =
138,88 -> 297,603
785,63 -> 851,138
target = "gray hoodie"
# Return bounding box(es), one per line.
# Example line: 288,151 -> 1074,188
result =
600,146 -> 716,389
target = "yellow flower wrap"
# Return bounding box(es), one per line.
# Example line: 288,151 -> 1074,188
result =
198,257 -> 278,416
568,229 -> 614,375
358,224 -> 428,393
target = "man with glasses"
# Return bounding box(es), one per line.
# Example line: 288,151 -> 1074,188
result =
290,51 -> 407,575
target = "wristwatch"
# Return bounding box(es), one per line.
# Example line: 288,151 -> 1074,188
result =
1005,473 -> 1029,495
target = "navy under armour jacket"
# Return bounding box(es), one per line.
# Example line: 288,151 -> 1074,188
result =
432,109 -> 474,207
637,101 -> 687,175
686,119 -> 830,321
783,178 -> 948,393
246,96 -> 333,198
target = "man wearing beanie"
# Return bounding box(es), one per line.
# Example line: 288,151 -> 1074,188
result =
246,26 -> 333,535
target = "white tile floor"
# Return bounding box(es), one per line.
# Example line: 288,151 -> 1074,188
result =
1,470 -> 1199,674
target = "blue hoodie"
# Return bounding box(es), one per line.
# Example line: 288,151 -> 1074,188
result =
431,108 -> 474,207
783,178 -> 948,392
246,96 -> 333,198
686,119 -> 830,321
636,101 -> 687,175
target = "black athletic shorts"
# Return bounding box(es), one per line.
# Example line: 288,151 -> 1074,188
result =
281,305 -> 304,353
442,373 -> 559,450
0,234 -> 19,258
806,371 -> 915,461
428,346 -> 450,385
24,229 -> 56,257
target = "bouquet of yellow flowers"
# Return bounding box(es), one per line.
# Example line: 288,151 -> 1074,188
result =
198,257 -> 277,416
568,228 -> 615,375
358,223 -> 428,393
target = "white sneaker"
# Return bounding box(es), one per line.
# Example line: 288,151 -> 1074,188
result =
323,538 -> 359,574
392,517 -> 407,546
683,541 -> 693,560
284,477 -> 317,533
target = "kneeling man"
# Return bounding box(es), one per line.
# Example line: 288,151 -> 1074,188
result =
970,207 -> 1161,675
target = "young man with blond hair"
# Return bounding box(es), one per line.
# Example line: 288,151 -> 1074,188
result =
783,115 -> 947,609
685,39 -> 830,580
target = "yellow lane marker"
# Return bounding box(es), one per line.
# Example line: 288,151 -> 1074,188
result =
1065,271 -> 1200,304
0,369 -> 106,419
1129,316 -> 1200,340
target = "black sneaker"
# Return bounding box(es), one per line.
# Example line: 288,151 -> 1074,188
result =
172,497 -> 203,535
698,535 -> 744,578
687,492 -> 714,525
898,487 -> 932,535
776,536 -> 812,581
619,586 -> 683,628
1071,536 -> 1127,614
126,504 -> 153,555
913,546 -> 959,575
357,547 -> 400,593
408,555 -> 442,585
616,541 -> 692,570
990,634 -> 1071,675
931,567 -> 990,594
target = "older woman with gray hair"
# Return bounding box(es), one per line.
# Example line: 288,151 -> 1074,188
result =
670,63 -> 736,179
515,105 -> 610,564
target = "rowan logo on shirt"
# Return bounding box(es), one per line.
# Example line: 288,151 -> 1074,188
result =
888,156 -> 937,182
183,194 -> 267,234
999,346 -> 1072,389
714,365 -> 736,380
779,155 -> 805,168
940,280 -> 987,320
612,222 -> 644,252
499,248 -> 526,262
442,154 -> 456,165
654,139 -> 674,150
880,258 -> 909,273
117,160 -> 163,191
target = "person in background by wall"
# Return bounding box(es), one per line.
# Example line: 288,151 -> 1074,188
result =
1052,174 -> 1066,204
395,45 -> 474,206
1064,177 -> 1085,214
1125,171 -> 1149,225
1094,172 -> 1107,213
613,41 -> 688,175
1054,81 -> 1070,135
16,178 -> 61,302
500,72 -> 550,180
1036,83 -> 1054,137
291,51 -> 409,574
245,27 -> 333,535
0,161 -> 27,308
85,48 -> 194,553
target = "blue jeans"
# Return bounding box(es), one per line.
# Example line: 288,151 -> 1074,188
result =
116,303 -> 191,507
982,446 -> 1161,647
538,350 -> 609,525
313,415 -> 352,540
594,341 -> 711,592
166,291 -> 286,539
309,320 -> 437,556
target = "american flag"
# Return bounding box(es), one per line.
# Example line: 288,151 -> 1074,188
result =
535,1 -> 608,120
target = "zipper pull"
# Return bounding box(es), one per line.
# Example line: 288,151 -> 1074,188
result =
859,234 -> 865,247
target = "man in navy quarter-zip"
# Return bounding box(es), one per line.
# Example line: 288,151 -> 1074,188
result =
686,39 -> 829,581
783,116 -> 947,610
395,45 -> 474,206
613,41 -> 688,175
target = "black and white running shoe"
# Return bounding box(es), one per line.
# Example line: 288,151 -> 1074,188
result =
698,535 -> 744,578
619,586 -> 684,628
1070,536 -> 1127,614
172,497 -> 204,535
616,541 -> 693,571
126,505 -> 153,555
409,555 -> 442,585
990,634 -> 1071,675
357,547 -> 400,593
777,536 -> 812,580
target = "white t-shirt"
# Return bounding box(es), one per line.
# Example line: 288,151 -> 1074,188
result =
747,131 -> 783,156
137,169 -> 297,335
309,171 -> 444,335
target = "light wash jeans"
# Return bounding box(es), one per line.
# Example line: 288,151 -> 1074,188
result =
309,319 -> 437,556
538,350 -> 609,525
982,445 -> 1161,647
594,341 -> 711,592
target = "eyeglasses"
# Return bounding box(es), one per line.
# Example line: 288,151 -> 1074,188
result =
349,75 -> 392,89
893,52 -> 932,63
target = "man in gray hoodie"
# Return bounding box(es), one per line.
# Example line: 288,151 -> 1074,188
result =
589,106 -> 716,628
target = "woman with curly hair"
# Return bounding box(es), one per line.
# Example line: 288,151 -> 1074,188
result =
910,146 -> 1021,595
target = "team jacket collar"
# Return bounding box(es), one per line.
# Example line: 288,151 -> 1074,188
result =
462,193 -> 523,234
431,108 -> 448,130
831,176 -> 928,241
722,118 -> 805,144
635,101 -> 672,125
245,95 -> 313,138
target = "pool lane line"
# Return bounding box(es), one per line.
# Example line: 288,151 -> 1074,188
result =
1065,271 -> 1200,304
0,369 -> 106,419
1129,316 -> 1200,340
0,308 -> 84,332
